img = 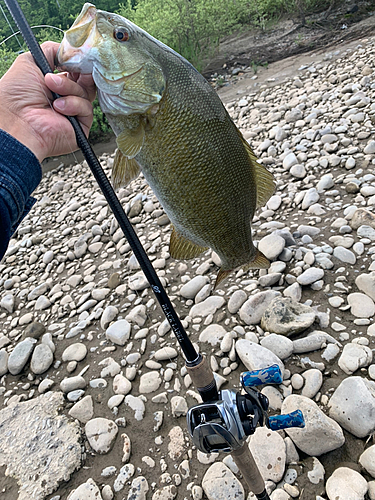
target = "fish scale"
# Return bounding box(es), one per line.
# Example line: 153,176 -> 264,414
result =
58,3 -> 275,287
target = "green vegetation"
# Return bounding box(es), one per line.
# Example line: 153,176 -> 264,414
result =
0,0 -> 339,139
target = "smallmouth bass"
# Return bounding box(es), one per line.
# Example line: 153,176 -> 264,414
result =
58,3 -> 275,287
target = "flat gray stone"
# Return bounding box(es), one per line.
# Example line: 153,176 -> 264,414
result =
236,339 -> 284,376
202,462 -> 244,500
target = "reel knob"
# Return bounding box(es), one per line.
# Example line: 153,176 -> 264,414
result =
240,364 -> 283,389
268,410 -> 305,430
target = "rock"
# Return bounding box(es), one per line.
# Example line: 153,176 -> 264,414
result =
67,478 -> 103,500
127,476 -> 149,500
326,467 -> 368,500
180,276 -> 209,299
113,464 -> 135,492
139,371 -> 162,393
154,347 -> 178,360
228,290 -> 247,314
0,392 -> 81,500
190,296 -> 225,318
85,418 -> 118,454
199,324 -> 227,346
258,234 -> 286,260
249,427 -> 286,482
101,306 -> 118,329
113,374 -> 132,395
333,246 -> 356,264
297,268 -> 324,286
0,349 -> 9,376
307,457 -> 325,484
152,486 -> 177,500
338,343 -> 373,375
171,396 -> 189,417
62,343 -> 88,362
261,297 -> 316,336
68,395 -> 94,424
0,294 -> 15,313
23,322 -> 46,339
106,320 -> 131,346
202,462 -> 244,500
350,209 -> 375,230
168,426 -> 185,460
8,338 -> 36,375
60,375 -> 86,393
292,333 -> 327,354
239,290 -> 281,325
281,395 -> 345,456
126,305 -> 147,326
260,334 -> 293,360
301,369 -> 323,398
30,344 -> 54,374
125,395 -> 145,420
328,376 -> 375,438
359,445 -> 375,478
236,339 -> 284,375
355,272 -> 375,301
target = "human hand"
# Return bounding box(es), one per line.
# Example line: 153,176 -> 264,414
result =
0,41 -> 96,162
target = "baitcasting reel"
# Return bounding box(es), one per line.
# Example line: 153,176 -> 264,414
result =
187,365 -> 305,454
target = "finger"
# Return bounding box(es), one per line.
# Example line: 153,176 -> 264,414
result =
45,72 -> 91,100
53,95 -> 93,132
40,41 -> 61,70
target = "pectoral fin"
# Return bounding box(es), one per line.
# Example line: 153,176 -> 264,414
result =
112,150 -> 141,189
169,226 -> 208,260
116,123 -> 145,159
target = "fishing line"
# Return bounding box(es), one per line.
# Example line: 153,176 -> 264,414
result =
0,1 -> 22,49
0,25 -> 64,47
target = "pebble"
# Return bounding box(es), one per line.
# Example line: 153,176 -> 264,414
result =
236,339 -> 284,375
7,338 -> 36,375
202,462 -> 244,500
106,319 -> 131,346
62,343 -> 88,362
30,344 -> 54,374
85,418 -> 118,454
261,297 -> 316,336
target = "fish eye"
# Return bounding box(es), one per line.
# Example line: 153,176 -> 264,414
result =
114,27 -> 129,42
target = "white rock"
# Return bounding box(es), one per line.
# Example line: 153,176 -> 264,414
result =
236,339 -> 284,375
328,376 -> 375,438
260,334 -> 293,360
282,395 -> 345,456
113,374 -> 132,395
30,344 -> 54,374
101,306 -> 118,329
180,276 -> 209,299
67,478 -> 103,500
106,320 -> 131,346
301,369 -> 323,398
139,371 -> 162,393
228,290 -> 248,314
359,445 -> 375,478
249,427 -> 286,482
239,290 -> 281,325
202,462 -> 244,500
190,296 -> 225,318
338,343 -> 373,374
258,234 -> 286,261
125,395 -> 145,420
62,343 -> 87,362
8,338 -> 36,375
307,457 -> 325,484
326,467 -> 367,500
68,395 -> 94,423
199,324 -> 227,346
85,418 -> 118,454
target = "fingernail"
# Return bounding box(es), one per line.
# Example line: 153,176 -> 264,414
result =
54,98 -> 66,110
50,73 -> 63,86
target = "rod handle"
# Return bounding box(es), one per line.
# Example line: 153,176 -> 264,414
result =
240,364 -> 282,388
268,410 -> 305,431
231,444 -> 267,497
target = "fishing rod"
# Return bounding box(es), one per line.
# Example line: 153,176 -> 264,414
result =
3,1 -> 304,498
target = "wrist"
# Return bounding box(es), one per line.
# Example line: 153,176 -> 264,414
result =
0,115 -> 45,163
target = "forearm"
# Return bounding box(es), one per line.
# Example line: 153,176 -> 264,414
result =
0,130 -> 42,260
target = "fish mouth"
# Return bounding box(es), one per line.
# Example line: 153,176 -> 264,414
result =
57,3 -> 98,73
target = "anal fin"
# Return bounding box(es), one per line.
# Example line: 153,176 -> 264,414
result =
112,150 -> 141,189
214,268 -> 233,289
169,226 -> 208,260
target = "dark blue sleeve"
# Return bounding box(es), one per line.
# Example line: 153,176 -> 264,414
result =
0,130 -> 42,261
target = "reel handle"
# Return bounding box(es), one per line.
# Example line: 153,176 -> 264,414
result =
268,410 -> 305,430
241,364 -> 283,388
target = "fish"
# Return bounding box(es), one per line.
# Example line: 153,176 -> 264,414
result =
57,3 -> 275,287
